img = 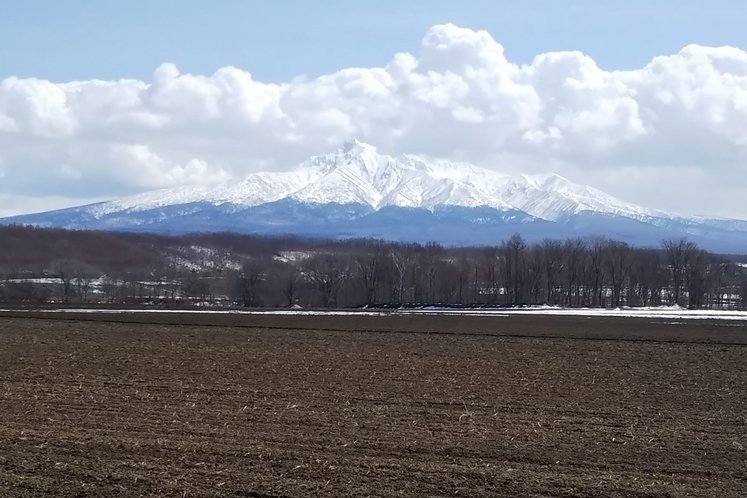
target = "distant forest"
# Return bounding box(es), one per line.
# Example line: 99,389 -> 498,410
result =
1,225 -> 746,310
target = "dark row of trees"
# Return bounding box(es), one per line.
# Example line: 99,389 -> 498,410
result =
220,236 -> 747,310
1,225 -> 746,310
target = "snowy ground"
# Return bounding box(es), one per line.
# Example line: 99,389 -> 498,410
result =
3,306 -> 747,320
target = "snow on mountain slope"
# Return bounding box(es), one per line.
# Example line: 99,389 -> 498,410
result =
91,169 -> 322,216
495,174 -> 665,222
83,139 -> 656,221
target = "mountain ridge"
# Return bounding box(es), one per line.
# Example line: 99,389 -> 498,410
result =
76,139 -> 663,220
2,140 -> 747,253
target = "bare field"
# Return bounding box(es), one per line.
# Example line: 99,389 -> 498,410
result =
0,313 -> 746,497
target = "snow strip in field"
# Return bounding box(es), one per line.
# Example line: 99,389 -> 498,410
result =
0,308 -> 390,317
409,307 -> 747,320
3,306 -> 747,320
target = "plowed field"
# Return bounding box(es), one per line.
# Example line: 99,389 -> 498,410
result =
1,312 -> 746,497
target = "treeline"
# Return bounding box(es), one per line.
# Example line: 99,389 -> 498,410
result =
0,225 -> 746,309
222,236 -> 747,310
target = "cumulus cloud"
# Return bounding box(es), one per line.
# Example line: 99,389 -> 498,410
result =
111,145 -> 231,188
1,23 -> 747,217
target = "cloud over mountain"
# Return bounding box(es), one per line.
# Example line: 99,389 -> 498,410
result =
1,24 -> 747,218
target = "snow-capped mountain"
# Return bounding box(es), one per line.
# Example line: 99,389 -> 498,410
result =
3,140 -> 747,253
88,140 -> 657,220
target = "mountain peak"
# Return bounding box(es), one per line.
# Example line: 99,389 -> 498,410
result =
519,173 -> 572,189
340,138 -> 376,154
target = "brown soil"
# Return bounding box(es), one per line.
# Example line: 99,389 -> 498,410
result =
0,312 -> 746,497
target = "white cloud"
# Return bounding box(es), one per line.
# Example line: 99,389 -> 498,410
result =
111,144 -> 231,188
1,23 -> 747,217
60,164 -> 81,180
0,194 -> 111,218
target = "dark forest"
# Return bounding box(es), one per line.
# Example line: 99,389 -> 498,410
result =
1,225 -> 745,309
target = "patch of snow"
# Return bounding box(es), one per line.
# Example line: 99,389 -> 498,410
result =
6,278 -> 64,284
167,245 -> 242,271
274,251 -> 314,263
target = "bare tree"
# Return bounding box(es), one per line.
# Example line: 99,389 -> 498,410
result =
482,246 -> 501,305
389,245 -> 414,304
629,249 -> 663,307
454,251 -> 472,305
425,243 -> 445,304
73,263 -> 101,304
304,254 -> 348,308
356,246 -> 386,305
541,238 -> 565,305
502,234 -> 527,304
586,236 -> 608,307
604,241 -> 633,308
526,246 -> 543,305
183,270 -> 211,304
232,259 -> 267,307
563,238 -> 586,307
49,259 -> 80,304
275,264 -> 300,307
662,238 -> 698,307
685,249 -> 710,309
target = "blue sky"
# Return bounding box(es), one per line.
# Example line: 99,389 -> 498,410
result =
1,0 -> 747,219
2,0 -> 745,83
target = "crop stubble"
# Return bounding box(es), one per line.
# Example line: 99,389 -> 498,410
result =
0,312 -> 745,497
